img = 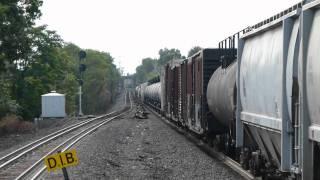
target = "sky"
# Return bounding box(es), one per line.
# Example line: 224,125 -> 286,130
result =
37,0 -> 302,74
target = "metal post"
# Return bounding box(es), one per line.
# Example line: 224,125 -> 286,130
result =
62,166 -> 70,180
300,9 -> 314,180
79,85 -> 83,116
78,50 -> 86,117
57,150 -> 70,180
236,38 -> 244,148
281,17 -> 294,172
34,118 -> 39,130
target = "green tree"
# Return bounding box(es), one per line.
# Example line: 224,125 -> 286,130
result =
134,48 -> 184,84
158,48 -> 182,66
0,0 -> 43,119
80,49 -> 120,114
0,0 -> 43,72
142,58 -> 156,72
188,46 -> 202,57
17,29 -> 78,119
0,1 -> 120,121
135,58 -> 158,84
0,75 -> 19,117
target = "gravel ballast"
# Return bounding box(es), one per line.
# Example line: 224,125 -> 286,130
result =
0,93 -> 125,160
43,104 -> 244,180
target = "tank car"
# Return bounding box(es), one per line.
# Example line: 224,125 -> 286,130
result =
206,61 -> 238,153
135,86 -> 141,99
144,82 -> 161,110
207,61 -> 236,129
136,82 -> 148,102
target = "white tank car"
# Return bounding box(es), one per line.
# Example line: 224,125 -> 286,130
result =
144,82 -> 161,109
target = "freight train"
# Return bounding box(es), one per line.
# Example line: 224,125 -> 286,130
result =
136,1 -> 320,179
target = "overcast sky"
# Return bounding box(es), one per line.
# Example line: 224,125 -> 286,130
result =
37,0 -> 301,74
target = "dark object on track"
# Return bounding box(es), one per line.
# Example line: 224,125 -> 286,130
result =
134,105 -> 148,119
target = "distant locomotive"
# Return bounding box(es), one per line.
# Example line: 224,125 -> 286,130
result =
136,1 -> 320,179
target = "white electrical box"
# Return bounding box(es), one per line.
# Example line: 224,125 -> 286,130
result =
41,91 -> 66,118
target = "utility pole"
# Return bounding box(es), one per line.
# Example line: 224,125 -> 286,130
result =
78,50 -> 86,116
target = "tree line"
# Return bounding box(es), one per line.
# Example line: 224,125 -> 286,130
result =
0,0 -> 121,122
134,46 -> 202,84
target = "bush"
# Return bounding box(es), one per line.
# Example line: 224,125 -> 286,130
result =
0,100 -> 20,117
17,121 -> 35,133
0,115 -> 35,135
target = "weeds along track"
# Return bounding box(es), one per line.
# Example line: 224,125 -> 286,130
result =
0,91 -> 133,180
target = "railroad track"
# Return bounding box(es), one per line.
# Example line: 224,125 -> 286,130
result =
0,91 -> 133,180
143,103 -> 255,180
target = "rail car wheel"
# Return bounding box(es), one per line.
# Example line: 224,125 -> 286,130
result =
314,143 -> 320,180
240,148 -> 250,170
249,150 -> 263,176
221,133 -> 236,159
212,135 -> 223,152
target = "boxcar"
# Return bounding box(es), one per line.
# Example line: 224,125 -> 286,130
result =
185,49 -> 222,135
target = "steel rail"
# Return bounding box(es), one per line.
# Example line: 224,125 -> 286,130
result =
0,111 -> 117,162
20,91 -> 132,180
0,111 -> 118,170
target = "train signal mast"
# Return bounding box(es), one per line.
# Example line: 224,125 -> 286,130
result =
78,50 -> 86,116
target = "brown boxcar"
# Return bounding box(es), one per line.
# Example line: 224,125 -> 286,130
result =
186,57 -> 195,131
162,49 -> 222,135
164,60 -> 184,122
180,60 -> 188,126
164,63 -> 171,118
172,64 -> 181,122
186,48 -> 222,135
